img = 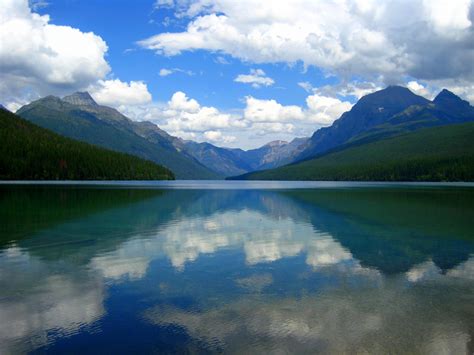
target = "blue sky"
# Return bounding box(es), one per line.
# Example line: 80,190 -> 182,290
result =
1,0 -> 473,148
34,0 -> 336,108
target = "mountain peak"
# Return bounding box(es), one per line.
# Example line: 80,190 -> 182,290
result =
355,85 -> 430,109
365,85 -> 425,101
62,92 -> 98,107
434,89 -> 463,103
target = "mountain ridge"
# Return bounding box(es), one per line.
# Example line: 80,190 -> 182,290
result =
296,85 -> 432,161
0,108 -> 174,180
231,122 -> 474,182
14,86 -> 474,181
17,93 -> 219,179
17,91 -> 310,178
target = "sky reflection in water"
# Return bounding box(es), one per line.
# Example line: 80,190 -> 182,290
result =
0,185 -> 473,353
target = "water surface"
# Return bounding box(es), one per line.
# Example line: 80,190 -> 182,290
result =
1,182 -> 473,353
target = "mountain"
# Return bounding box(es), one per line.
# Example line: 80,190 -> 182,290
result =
182,141 -> 250,177
232,87 -> 474,182
232,138 -> 310,170
231,122 -> 474,181
332,88 -> 474,151
63,91 -> 98,106
297,86 -> 432,160
16,93 -> 219,179
0,108 -> 174,180
182,137 -> 309,177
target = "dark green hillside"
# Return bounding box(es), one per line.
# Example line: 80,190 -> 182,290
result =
232,122 -> 474,181
0,109 -> 174,180
17,94 -> 219,179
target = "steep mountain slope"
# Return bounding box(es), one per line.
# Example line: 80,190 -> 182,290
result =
16,93 -> 219,179
337,89 -> 474,149
0,108 -> 174,180
231,122 -> 474,182
297,86 -> 431,160
183,137 -> 309,177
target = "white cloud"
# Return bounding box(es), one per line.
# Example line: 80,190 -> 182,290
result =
123,91 -> 247,145
214,55 -> 231,64
0,0 -> 110,107
88,79 -> 152,107
234,69 -> 274,88
139,0 -> 474,98
244,94 -> 352,126
168,91 -> 200,112
251,122 -> 295,135
306,94 -> 353,125
159,68 -> 173,76
122,90 -> 352,147
298,81 -> 313,93
244,96 -> 304,122
406,81 -> 435,99
159,67 -> 195,76
28,0 -> 49,10
204,130 -> 236,143
154,0 -> 174,8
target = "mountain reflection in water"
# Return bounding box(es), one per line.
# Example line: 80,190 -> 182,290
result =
0,185 -> 473,353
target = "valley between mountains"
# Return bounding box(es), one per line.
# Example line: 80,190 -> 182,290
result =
3,85 -> 474,181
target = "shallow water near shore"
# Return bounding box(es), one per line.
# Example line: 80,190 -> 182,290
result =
1,181 -> 473,353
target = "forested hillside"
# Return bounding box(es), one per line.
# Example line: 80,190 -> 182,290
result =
0,109 -> 174,180
232,122 -> 474,182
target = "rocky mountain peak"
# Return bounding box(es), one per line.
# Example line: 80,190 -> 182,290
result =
62,92 -> 98,107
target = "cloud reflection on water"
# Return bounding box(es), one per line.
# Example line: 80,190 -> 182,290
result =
0,187 -> 473,353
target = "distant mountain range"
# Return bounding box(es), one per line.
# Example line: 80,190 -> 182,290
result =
183,137 -> 308,177
16,92 -> 307,179
6,85 -> 474,181
0,107 -> 174,180
232,122 -> 474,181
233,86 -> 474,181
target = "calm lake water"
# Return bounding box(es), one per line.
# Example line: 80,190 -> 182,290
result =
1,181 -> 473,354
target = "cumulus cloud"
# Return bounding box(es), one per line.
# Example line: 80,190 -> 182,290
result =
88,79 -> 152,107
0,0 -> 110,107
204,130 -> 236,143
122,90 -> 352,147
234,69 -> 274,88
161,91 -> 246,133
306,94 -> 353,125
244,97 -> 304,122
244,94 -> 352,126
122,91 -> 247,145
141,0 -> 474,99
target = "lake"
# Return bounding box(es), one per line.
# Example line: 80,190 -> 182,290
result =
1,181 -> 473,354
